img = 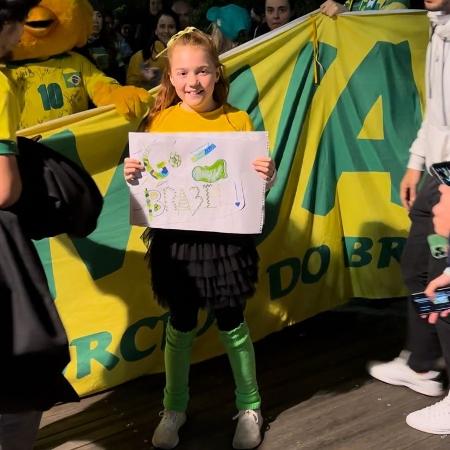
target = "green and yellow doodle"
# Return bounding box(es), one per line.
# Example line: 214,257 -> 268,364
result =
192,159 -> 228,183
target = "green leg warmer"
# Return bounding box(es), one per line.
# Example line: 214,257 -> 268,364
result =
163,321 -> 196,412
219,322 -> 261,411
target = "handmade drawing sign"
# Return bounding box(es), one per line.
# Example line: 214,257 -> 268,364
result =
128,131 -> 268,233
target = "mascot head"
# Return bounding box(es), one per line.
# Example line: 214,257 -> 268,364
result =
12,0 -> 93,61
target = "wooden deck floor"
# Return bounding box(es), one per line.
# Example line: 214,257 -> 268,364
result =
35,299 -> 450,450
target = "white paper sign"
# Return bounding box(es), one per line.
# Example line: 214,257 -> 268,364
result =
128,131 -> 268,234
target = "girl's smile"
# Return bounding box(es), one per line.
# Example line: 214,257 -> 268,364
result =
169,45 -> 219,113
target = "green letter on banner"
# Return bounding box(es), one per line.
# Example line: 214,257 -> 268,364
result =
229,43 -> 337,241
120,317 -> 160,362
301,245 -> 330,283
71,331 -> 120,378
267,257 -> 301,300
343,237 -> 373,268
378,237 -> 406,268
303,42 -> 422,215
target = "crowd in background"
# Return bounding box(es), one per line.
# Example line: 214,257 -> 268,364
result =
80,0 -> 425,90
80,0 -> 304,89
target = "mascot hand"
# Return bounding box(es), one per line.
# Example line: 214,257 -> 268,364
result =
94,83 -> 152,119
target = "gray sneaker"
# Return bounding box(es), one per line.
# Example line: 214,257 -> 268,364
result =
152,410 -> 186,449
232,409 -> 263,449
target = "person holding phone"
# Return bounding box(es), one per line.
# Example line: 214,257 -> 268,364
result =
422,183 -> 450,319
405,183 -> 450,433
367,0 -> 450,435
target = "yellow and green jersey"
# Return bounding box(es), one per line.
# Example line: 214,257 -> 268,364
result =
345,0 -> 409,11
0,69 -> 20,155
7,51 -> 120,129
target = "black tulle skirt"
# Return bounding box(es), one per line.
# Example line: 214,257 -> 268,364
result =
143,228 -> 259,310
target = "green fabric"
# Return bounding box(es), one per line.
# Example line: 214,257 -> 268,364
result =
163,321 -> 196,412
219,322 -> 261,410
0,140 -> 17,155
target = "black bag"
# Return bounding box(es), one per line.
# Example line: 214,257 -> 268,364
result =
12,136 -> 103,239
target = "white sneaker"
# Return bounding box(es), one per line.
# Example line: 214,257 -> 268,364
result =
232,409 -> 263,449
151,410 -> 186,449
406,392 -> 450,434
367,354 -> 443,397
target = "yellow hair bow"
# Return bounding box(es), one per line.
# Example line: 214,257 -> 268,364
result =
155,27 -> 201,58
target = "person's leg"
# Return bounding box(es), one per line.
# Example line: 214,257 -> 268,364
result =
162,302 -> 199,412
216,307 -> 261,411
403,177 -> 445,371
152,300 -> 198,450
406,316 -> 450,435
216,306 -> 262,449
0,410 -> 42,450
368,177 -> 444,395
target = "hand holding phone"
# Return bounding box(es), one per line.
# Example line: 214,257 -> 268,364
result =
411,286 -> 450,315
430,161 -> 450,185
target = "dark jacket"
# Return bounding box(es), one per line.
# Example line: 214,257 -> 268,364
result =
0,138 -> 103,412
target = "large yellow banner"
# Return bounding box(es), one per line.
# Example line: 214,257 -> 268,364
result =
18,11 -> 429,396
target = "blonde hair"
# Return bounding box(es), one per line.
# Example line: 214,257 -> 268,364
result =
210,23 -> 235,55
146,27 -> 229,126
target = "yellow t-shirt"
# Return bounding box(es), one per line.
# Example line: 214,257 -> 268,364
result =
147,103 -> 254,133
7,51 -> 120,129
126,41 -> 167,90
0,70 -> 19,155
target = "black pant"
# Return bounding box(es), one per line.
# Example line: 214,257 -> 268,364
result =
168,297 -> 245,333
401,176 -> 450,375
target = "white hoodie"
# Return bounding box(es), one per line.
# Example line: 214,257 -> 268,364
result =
408,12 -> 450,171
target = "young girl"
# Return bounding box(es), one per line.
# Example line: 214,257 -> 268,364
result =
124,27 -> 275,450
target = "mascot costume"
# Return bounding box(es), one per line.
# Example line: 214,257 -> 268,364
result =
7,0 -> 150,129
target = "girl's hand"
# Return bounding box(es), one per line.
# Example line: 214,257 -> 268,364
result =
124,157 -> 143,183
252,156 -> 275,181
423,273 -> 450,324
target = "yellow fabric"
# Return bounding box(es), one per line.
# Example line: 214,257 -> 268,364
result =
93,83 -> 151,120
7,52 -> 120,129
147,103 -> 254,132
0,71 -> 19,154
126,41 -> 167,90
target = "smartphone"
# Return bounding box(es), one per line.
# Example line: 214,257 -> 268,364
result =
427,234 -> 448,259
411,287 -> 450,314
430,161 -> 450,185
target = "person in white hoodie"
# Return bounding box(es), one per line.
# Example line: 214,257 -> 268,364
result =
368,0 -> 450,434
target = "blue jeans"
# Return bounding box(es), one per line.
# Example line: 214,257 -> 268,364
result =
0,411 -> 42,450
